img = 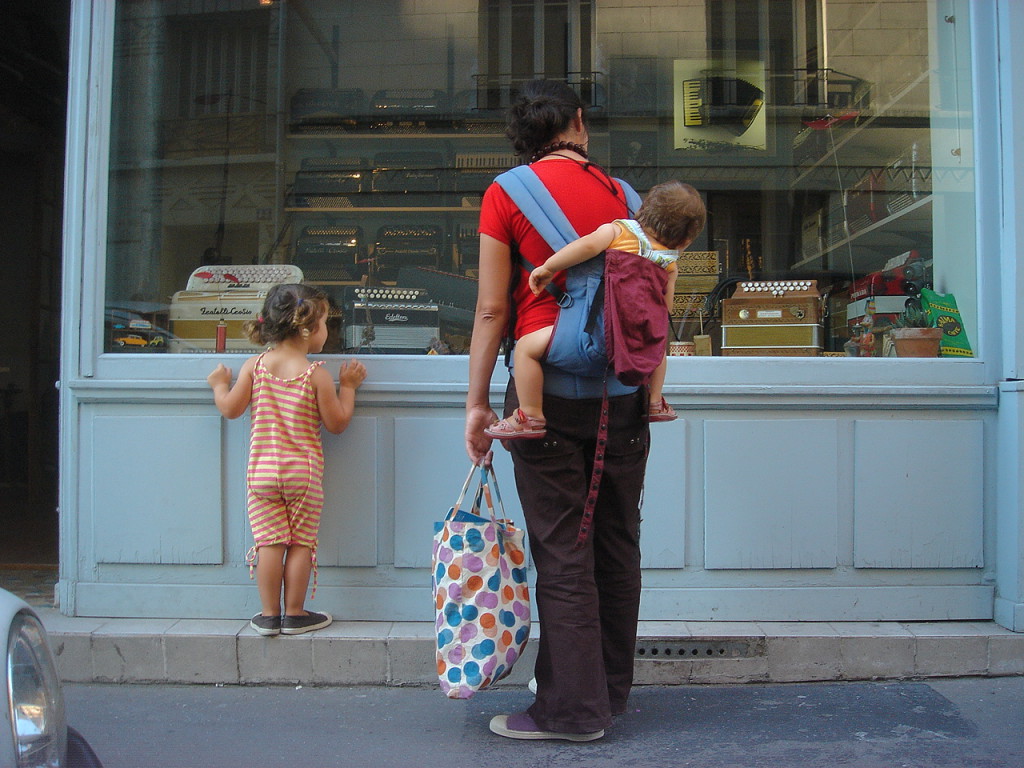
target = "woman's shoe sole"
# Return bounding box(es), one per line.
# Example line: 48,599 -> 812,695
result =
488,715 -> 603,742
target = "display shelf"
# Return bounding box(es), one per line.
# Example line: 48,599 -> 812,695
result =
288,132 -> 504,141
791,69 -> 932,188
285,206 -> 480,213
792,194 -> 932,271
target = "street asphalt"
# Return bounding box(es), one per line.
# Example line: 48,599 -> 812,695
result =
64,676 -> 1023,768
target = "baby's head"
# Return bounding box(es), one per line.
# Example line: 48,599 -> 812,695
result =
636,180 -> 706,250
245,283 -> 328,346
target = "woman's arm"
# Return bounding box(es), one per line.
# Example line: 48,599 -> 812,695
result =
529,222 -> 619,295
207,356 -> 256,419
465,233 -> 513,464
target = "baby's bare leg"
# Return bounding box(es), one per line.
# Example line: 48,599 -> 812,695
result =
648,355 -> 667,404
512,326 -> 553,419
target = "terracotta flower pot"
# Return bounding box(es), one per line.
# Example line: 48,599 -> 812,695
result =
890,327 -> 943,358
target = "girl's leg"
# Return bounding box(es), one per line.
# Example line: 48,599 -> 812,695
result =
282,544 -> 313,616
512,327 -> 552,420
254,543 -> 286,616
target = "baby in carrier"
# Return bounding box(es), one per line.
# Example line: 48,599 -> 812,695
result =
485,180 -> 706,439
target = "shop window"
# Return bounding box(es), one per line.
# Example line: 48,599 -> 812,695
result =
102,0 -> 976,361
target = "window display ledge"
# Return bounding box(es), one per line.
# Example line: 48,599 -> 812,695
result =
658,384 -> 996,411
62,374 -> 996,411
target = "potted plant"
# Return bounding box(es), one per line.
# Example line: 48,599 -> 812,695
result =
889,305 -> 943,357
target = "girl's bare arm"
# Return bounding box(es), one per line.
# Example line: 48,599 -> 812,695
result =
316,360 -> 367,434
207,356 -> 256,419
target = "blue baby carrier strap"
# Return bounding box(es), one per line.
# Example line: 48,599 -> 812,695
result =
495,165 -> 642,259
494,165 -> 643,398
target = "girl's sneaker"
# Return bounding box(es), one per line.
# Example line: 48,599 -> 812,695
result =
647,398 -> 678,422
281,610 -> 333,635
250,613 -> 281,637
484,408 -> 547,439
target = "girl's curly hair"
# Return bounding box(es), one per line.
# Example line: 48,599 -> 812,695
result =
244,283 -> 328,346
636,180 -> 707,250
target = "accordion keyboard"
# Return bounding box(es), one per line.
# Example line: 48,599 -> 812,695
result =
186,264 -> 304,291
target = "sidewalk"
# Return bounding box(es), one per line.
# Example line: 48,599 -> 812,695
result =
7,567 -> 1022,686
35,608 -> 1024,687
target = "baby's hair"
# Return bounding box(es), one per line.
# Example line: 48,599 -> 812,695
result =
244,283 -> 328,346
636,180 -> 707,250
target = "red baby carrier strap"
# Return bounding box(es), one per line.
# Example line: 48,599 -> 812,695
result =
574,386 -> 609,550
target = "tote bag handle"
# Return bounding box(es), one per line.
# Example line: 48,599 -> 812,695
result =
446,463 -> 509,529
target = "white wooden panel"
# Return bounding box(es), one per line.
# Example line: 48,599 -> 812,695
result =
854,419 -> 984,568
393,417 -> 521,568
641,419 -> 687,567
705,419 -> 839,569
92,410 -> 222,564
318,417 -> 378,567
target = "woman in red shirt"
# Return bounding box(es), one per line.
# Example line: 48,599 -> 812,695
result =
465,80 -> 649,741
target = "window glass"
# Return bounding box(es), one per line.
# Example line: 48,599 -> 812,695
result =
104,0 -> 975,360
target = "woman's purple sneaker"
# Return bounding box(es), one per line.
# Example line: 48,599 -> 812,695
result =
489,712 -> 604,742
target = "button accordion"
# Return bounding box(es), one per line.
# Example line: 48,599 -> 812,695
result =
721,280 -> 824,356
343,286 -> 439,353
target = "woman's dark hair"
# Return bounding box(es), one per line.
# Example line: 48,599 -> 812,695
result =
244,283 -> 328,346
636,181 -> 707,250
505,79 -> 587,161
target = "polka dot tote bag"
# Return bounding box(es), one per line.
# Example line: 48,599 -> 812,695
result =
432,462 -> 531,699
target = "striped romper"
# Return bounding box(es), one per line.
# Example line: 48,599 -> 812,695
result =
246,352 -> 325,578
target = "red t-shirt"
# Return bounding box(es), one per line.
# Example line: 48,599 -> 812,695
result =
478,159 -> 634,338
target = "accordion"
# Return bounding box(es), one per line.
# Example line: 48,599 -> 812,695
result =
373,224 -> 444,278
169,290 -> 267,353
184,264 -> 304,292
455,223 -> 480,274
371,151 -> 447,196
289,88 -> 366,131
371,88 -> 448,113
295,225 -> 363,282
454,152 -> 517,192
343,286 -> 440,353
721,280 -> 824,356
368,89 -> 450,132
290,157 -> 367,208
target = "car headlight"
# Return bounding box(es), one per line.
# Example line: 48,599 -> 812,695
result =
7,611 -> 66,768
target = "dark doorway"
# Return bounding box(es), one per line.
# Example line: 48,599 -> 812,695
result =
0,2 -> 70,566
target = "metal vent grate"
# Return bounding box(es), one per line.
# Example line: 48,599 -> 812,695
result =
635,638 -> 764,659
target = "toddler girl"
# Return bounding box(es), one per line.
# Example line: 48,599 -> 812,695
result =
207,283 -> 366,635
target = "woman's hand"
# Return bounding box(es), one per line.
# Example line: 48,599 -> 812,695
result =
465,405 -> 498,465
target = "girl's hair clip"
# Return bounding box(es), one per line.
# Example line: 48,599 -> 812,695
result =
257,316 -> 265,324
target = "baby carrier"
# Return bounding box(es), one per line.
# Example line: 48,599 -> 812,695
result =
494,165 -> 670,389
495,165 -> 667,551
